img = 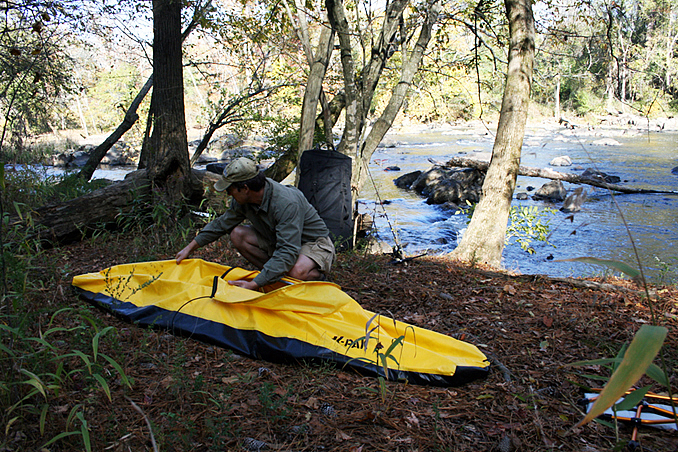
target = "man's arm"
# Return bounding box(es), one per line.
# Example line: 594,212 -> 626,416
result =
176,239 -> 200,264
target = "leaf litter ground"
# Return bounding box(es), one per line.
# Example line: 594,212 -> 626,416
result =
14,235 -> 678,451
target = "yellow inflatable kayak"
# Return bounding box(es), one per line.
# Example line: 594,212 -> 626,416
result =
72,259 -> 489,386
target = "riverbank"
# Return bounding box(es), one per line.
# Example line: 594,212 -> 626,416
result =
386,112 -> 678,138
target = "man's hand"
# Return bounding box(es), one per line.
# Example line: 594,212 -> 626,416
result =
176,239 -> 200,264
228,280 -> 260,291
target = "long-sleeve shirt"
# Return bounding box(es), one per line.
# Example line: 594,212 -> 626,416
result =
194,178 -> 330,286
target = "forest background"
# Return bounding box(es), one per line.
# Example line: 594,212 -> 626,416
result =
3,0 -> 677,161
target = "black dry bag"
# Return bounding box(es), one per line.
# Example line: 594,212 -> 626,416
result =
298,147 -> 353,251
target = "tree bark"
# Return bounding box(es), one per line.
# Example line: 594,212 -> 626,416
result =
144,0 -> 191,202
18,170 -> 222,245
75,2 -> 207,182
77,75 -> 153,181
355,0 -> 442,194
326,0 -> 439,198
451,0 -> 535,267
436,156 -> 678,195
297,25 -> 335,156
25,171 -> 150,244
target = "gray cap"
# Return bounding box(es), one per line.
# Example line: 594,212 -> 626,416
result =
214,157 -> 259,192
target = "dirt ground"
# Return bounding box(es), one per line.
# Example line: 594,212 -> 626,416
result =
9,235 -> 678,452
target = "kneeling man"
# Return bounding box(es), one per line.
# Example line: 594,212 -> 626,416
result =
176,157 -> 335,290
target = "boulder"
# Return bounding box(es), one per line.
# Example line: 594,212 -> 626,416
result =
395,166 -> 484,206
218,145 -> 262,161
533,180 -> 567,201
393,171 -> 422,188
582,169 -> 621,184
549,155 -> 572,166
672,166 -> 678,175
100,143 -> 137,166
592,138 -> 621,146
206,162 -> 227,175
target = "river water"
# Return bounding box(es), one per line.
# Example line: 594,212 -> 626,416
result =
362,122 -> 678,284
37,121 -> 678,283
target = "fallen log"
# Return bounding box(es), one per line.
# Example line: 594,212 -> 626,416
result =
11,169 -> 222,245
431,156 -> 678,195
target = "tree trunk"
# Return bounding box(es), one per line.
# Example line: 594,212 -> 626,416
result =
326,0 -> 438,198
297,25 -> 335,156
436,156 -> 678,195
355,0 -> 442,195
451,0 -> 535,267
264,91 -> 346,183
144,0 -> 191,202
554,74 -> 560,118
75,2 -> 206,182
77,75 -> 153,181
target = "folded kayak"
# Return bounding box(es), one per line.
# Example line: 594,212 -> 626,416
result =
72,259 -> 490,386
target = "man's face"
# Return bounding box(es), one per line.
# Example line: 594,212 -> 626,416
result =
227,185 -> 249,204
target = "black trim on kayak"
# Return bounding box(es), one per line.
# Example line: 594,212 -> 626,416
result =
74,287 -> 490,387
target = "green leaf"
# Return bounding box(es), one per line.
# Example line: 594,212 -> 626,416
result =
99,353 -> 132,389
39,403 -> 49,435
383,335 -> 405,358
646,363 -> 671,388
614,386 -> 651,411
92,326 -> 114,362
65,350 -> 93,374
555,257 -> 641,282
0,342 -> 16,357
576,325 -> 667,427
5,416 -> 19,436
19,369 -> 47,399
41,431 -> 79,449
76,411 -> 92,452
92,374 -> 112,402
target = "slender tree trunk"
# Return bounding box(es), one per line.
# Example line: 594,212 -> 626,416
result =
554,74 -> 560,118
355,0 -> 442,195
75,2 -> 205,182
77,75 -> 153,181
451,0 -> 535,267
327,0 -> 425,194
298,25 -> 335,156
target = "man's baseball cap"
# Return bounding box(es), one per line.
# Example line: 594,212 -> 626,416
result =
214,157 -> 259,192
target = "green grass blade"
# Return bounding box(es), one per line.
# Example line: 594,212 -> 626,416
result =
39,403 -> 49,435
76,411 -> 92,452
92,373 -> 112,402
41,431 -> 79,449
92,326 -> 114,362
576,325 -> 667,427
19,369 -> 47,399
99,352 -> 132,389
646,363 -> 671,387
615,385 -> 651,411
70,350 -> 93,374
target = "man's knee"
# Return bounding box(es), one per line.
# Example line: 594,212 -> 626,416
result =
288,254 -> 320,281
229,225 -> 250,247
